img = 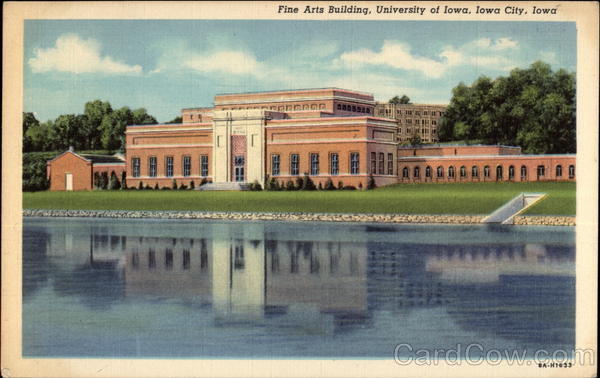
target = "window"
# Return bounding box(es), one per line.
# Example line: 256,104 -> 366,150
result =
448,166 -> 455,178
370,152 -> 377,174
413,166 -> 420,178
402,167 -> 409,178
484,166 -> 490,178
425,166 -> 432,178
165,156 -> 174,177
183,249 -> 190,270
378,153 -> 384,174
149,157 -> 157,177
537,165 -> 545,178
350,153 -> 359,175
352,105 -> 356,112
165,249 -> 173,269
424,111 -> 428,115
366,108 -> 371,114
148,249 -> 156,269
568,165 -> 575,178
520,165 -> 527,179
337,104 -> 341,110
272,154 -> 280,176
460,166 -> 466,178
387,153 -> 394,175
183,156 -> 191,177
342,104 -> 347,110
132,158 -> 140,177
555,165 -> 562,177
200,155 -> 208,177
310,153 -> 319,175
496,165 -> 503,180
330,153 -> 339,175
290,154 -> 299,176
437,166 -> 444,178
509,165 -> 515,179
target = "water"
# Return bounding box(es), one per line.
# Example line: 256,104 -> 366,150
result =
23,217 -> 575,359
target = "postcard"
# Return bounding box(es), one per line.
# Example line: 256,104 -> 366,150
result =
2,1 -> 598,377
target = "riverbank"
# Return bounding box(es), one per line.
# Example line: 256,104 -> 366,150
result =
22,209 -> 575,226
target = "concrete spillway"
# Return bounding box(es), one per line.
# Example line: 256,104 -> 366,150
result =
481,193 -> 547,224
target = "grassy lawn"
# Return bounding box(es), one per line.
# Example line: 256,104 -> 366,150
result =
23,182 -> 575,216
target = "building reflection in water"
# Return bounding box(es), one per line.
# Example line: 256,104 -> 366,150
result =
38,223 -> 574,341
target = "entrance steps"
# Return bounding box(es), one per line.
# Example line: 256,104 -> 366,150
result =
481,192 -> 546,224
196,182 -> 251,191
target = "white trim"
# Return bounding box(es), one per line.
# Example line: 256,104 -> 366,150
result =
265,120 -> 397,129
129,175 -> 212,180
126,127 -> 212,134
398,154 -> 576,160
92,163 -> 126,166
215,94 -> 375,106
268,139 -> 397,146
127,144 -> 213,149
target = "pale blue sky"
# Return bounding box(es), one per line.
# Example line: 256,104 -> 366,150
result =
24,20 -> 576,123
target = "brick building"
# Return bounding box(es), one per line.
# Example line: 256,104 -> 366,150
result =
374,103 -> 447,143
47,147 -> 125,191
47,88 -> 575,191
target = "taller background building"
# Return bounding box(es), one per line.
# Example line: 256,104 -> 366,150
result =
46,87 -> 575,191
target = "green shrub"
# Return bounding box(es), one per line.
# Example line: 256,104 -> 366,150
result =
324,178 -> 336,190
367,174 -> 377,190
286,180 -> 295,191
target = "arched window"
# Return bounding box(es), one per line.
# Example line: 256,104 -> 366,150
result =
484,166 -> 490,178
471,166 -> 479,178
460,166 -> 466,178
556,165 -> 563,177
568,165 -> 575,178
448,166 -> 455,178
303,104 -> 309,110
414,166 -> 420,178
402,167 -> 409,178
508,165 -> 515,180
425,166 -> 432,178
437,166 -> 444,178
537,165 -> 545,179
520,165 -> 527,179
496,165 -> 503,180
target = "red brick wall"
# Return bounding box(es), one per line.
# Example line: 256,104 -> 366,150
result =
398,145 -> 522,157
47,152 -> 93,191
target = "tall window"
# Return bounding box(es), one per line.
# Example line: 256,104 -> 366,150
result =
508,165 -> 515,180
537,165 -> 545,178
370,152 -> 377,174
413,166 -> 420,178
290,154 -> 299,176
402,167 -> 409,178
132,158 -> 140,177
378,153 -> 384,174
310,153 -> 319,175
200,155 -> 208,177
149,157 -> 157,177
330,153 -> 339,175
437,166 -> 444,178
484,166 -> 490,178
520,165 -> 527,179
555,165 -> 563,177
183,156 -> 191,177
350,153 -> 359,175
568,165 -> 575,178
165,156 -> 174,177
448,166 -> 455,178
460,166 -> 466,178
387,153 -> 393,175
425,166 -> 432,178
496,165 -> 503,180
272,154 -> 280,176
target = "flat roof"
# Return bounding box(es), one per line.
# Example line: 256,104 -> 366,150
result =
215,87 -> 374,97
397,144 -> 521,149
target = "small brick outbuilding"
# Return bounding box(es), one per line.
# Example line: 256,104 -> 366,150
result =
47,148 -> 126,191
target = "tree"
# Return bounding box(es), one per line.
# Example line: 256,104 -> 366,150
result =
389,95 -> 411,104
108,171 -> 121,190
84,100 -> 113,149
439,61 -> 575,154
132,108 -> 157,125
409,134 -> 422,146
324,178 -> 336,190
301,174 -> 316,191
166,116 -> 183,124
367,174 -> 377,190
25,120 -> 55,152
53,114 -> 87,150
100,172 -> 109,190
22,112 -> 39,152
100,107 -> 133,150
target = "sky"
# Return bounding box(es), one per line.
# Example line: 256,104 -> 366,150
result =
24,20 -> 576,123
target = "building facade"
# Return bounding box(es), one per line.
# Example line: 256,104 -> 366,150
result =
374,103 -> 447,143
47,88 -> 575,191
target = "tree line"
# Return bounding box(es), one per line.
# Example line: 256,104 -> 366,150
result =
23,100 -> 160,152
438,61 -> 576,154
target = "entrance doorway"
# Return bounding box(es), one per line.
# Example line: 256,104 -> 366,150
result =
65,173 -> 73,190
234,156 -> 245,182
